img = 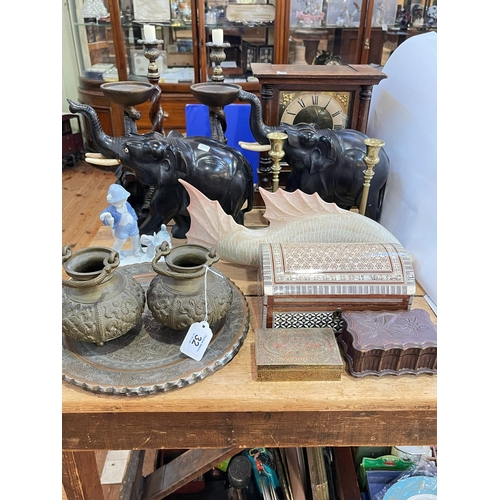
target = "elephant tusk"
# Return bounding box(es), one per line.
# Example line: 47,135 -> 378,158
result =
238,141 -> 271,152
85,152 -> 109,159
85,157 -> 120,166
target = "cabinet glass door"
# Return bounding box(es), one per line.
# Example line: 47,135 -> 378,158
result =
200,0 -> 277,83
68,0 -> 198,84
121,0 -> 197,84
287,0 -> 435,67
380,0 -> 437,66
68,0 -> 118,80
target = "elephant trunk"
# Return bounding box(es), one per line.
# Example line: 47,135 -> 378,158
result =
67,99 -> 122,159
237,89 -> 274,145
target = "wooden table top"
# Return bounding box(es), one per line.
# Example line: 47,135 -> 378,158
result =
62,225 -> 437,451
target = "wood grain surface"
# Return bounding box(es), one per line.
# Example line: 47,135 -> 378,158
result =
63,229 -> 437,448
62,163 -> 437,500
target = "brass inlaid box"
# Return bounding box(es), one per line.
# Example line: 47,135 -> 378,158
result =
255,327 -> 344,381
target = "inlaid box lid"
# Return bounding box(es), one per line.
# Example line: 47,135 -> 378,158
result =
255,327 -> 344,381
260,243 -> 416,297
343,309 -> 437,351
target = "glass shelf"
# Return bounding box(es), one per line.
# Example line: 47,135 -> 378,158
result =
286,0 -> 437,66
69,0 -> 197,84
202,0 -> 276,82
65,0 -> 436,139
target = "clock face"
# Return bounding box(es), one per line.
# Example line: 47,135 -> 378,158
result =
279,91 -> 351,129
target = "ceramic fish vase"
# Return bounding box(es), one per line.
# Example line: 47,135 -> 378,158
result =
62,246 -> 146,346
147,242 -> 233,333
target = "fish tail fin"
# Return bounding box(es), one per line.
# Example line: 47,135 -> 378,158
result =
179,179 -> 238,248
259,187 -> 346,228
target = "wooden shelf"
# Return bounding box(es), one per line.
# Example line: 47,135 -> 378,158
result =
63,223 -> 436,499
88,41 -> 109,50
64,216 -> 436,434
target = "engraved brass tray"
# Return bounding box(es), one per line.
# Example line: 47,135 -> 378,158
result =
62,263 -> 250,396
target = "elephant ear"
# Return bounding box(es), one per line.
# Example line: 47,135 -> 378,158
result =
287,124 -> 337,175
309,135 -> 333,175
158,149 -> 186,185
285,125 -> 321,173
311,131 -> 346,171
172,148 -> 189,180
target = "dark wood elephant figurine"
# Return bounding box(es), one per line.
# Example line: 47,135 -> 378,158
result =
238,89 -> 389,221
68,99 -> 254,238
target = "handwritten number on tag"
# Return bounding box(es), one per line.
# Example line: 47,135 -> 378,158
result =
180,321 -> 213,361
191,334 -> 202,347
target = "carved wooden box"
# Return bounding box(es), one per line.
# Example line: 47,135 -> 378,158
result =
338,309 -> 437,377
258,243 -> 415,329
255,327 -> 344,381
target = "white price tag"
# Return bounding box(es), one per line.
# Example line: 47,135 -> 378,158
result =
197,143 -> 210,152
180,321 -> 213,361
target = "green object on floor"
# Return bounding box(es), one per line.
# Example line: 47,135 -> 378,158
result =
359,455 -> 413,489
216,457 -> 231,472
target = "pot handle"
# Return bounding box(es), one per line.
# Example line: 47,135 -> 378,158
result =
152,244 -> 219,278
205,247 -> 219,267
151,241 -> 173,276
62,246 -> 120,288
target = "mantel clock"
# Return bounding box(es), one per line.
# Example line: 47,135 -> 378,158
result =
279,90 -> 350,130
250,63 -> 387,133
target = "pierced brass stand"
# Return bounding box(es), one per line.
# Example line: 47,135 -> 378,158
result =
267,132 -> 288,192
359,138 -> 385,216
138,37 -> 168,134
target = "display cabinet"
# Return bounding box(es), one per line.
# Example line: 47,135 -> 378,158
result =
68,0 -> 261,138
285,0 -> 437,67
67,0 -> 436,138
198,0 -> 281,82
69,0 -> 199,137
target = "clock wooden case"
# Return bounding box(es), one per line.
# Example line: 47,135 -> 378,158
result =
250,63 -> 387,134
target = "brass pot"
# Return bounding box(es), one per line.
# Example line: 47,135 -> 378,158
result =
147,243 -> 233,332
62,246 -> 146,346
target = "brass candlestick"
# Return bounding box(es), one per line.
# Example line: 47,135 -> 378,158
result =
359,138 -> 385,216
138,38 -> 168,134
207,42 -> 231,82
267,132 -> 288,192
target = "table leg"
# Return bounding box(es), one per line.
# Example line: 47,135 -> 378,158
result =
62,451 -> 105,500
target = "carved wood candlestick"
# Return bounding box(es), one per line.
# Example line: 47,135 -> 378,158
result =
359,138 -> 385,216
100,81 -> 155,136
190,41 -> 239,144
190,82 -> 241,144
138,38 -> 168,135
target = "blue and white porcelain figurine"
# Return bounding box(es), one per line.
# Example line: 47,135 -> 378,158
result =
100,184 -> 143,258
100,184 -> 173,266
